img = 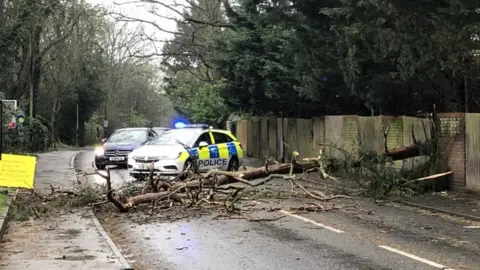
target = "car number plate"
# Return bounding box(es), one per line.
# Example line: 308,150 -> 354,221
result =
138,163 -> 151,170
109,157 -> 124,161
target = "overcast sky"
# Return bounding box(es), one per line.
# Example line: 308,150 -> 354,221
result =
86,0 -> 179,49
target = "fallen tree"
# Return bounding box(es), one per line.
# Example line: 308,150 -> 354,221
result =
94,107 -> 453,214
96,150 -> 347,213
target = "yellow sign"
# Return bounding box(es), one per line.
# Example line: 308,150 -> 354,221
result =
0,154 -> 36,189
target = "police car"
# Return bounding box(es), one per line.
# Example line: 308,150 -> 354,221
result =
127,124 -> 244,179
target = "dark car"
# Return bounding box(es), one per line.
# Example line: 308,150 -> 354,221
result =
94,127 -> 158,169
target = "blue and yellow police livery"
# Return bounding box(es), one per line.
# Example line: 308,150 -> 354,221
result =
127,124 -> 244,179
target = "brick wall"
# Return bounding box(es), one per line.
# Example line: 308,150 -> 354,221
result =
381,117 -> 404,168
342,116 -> 359,158
437,113 -> 466,189
382,117 -> 404,151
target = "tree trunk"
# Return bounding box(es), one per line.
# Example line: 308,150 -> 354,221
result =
382,144 -> 427,161
78,111 -> 86,147
9,45 -> 31,100
32,25 -> 43,117
124,162 -> 313,208
50,98 -> 61,151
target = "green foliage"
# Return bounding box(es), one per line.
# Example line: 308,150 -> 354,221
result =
0,192 -> 7,210
358,154 -> 413,197
84,122 -> 103,145
160,0 -> 480,118
2,117 -> 48,153
0,91 -> 48,152
161,0 -> 227,123
325,144 -> 445,198
211,0 -> 360,116
165,71 -> 229,124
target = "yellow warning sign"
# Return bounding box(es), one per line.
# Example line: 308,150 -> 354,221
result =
0,154 -> 36,189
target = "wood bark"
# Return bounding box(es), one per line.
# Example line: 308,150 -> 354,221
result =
120,161 -> 318,209
382,144 -> 426,161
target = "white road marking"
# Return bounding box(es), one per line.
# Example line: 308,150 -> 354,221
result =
279,210 -> 345,233
379,245 -> 455,270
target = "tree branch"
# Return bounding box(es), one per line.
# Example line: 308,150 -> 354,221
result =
36,13 -> 82,62
109,12 -> 185,36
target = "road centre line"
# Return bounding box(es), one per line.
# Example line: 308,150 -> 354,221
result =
279,210 -> 345,233
379,245 -> 455,270
279,209 -> 457,269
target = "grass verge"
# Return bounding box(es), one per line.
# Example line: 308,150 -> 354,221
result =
0,192 -> 8,214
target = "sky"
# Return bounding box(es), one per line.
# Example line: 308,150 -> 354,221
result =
86,0 -> 180,54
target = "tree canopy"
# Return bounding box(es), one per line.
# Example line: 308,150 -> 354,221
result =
3,0 -> 480,150
138,0 -> 480,121
0,0 -> 177,150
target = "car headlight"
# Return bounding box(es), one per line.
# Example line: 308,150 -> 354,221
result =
94,147 -> 104,156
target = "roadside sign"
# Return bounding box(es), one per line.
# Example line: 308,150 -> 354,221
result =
103,120 -> 108,128
2,100 -> 16,111
7,115 -> 16,129
0,154 -> 36,189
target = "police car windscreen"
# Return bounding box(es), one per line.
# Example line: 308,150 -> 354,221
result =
109,129 -> 147,143
149,129 -> 197,145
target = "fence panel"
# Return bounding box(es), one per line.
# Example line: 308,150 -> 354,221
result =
267,118 -> 277,158
358,116 -> 383,154
312,117 -> 325,156
296,118 -> 313,158
246,120 -> 254,157
259,118 -> 269,158
277,118 -> 284,161
235,120 -> 248,152
283,118 -> 298,160
324,116 -> 344,159
250,119 -> 260,157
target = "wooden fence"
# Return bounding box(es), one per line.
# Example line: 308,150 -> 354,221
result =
228,113 -> 479,190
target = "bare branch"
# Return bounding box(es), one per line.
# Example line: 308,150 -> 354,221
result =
109,12 -> 184,36
36,11 -> 83,61
113,0 -> 234,29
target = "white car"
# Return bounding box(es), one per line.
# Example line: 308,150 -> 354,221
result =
127,124 -> 244,179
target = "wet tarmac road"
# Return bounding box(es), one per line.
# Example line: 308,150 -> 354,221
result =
104,214 -> 447,270
76,151 -> 466,270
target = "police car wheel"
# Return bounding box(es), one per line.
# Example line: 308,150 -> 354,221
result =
227,158 -> 239,172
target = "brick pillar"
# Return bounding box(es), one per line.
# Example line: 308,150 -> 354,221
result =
437,113 -> 466,189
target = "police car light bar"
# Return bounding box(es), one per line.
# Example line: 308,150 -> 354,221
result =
174,123 -> 210,129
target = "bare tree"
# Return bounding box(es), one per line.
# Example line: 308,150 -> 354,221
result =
6,0 -> 82,114
109,0 -> 230,65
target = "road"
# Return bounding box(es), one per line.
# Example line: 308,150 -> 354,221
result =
77,150 -> 480,270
